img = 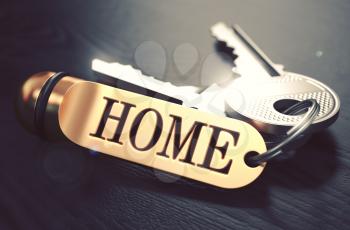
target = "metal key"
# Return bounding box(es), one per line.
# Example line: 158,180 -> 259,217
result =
92,21 -> 340,136
91,54 -> 338,136
210,22 -> 340,134
91,59 -> 231,117
92,59 -> 202,107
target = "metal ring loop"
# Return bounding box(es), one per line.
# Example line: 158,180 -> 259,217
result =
34,72 -> 68,137
246,99 -> 320,166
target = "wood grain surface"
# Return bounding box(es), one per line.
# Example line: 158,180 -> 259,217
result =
1,0 -> 349,229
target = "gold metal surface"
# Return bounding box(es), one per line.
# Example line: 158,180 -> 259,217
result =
59,82 -> 266,188
16,71 -> 81,139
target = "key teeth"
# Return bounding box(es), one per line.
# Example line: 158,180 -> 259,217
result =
112,62 -> 159,81
122,64 -> 142,75
211,22 -> 242,72
93,59 -> 203,104
211,22 -> 284,77
211,22 -> 247,75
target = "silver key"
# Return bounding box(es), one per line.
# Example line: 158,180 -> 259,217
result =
91,59 -> 230,116
92,20 -> 340,136
210,22 -> 340,134
92,59 -> 202,107
91,59 -> 227,116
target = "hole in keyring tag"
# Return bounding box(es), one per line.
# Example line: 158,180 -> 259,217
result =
244,151 -> 260,168
273,99 -> 310,116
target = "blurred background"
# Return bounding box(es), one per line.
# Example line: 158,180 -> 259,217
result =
1,0 -> 349,229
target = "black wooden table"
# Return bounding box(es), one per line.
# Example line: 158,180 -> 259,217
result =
1,0 -> 349,229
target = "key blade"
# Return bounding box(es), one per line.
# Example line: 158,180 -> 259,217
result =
232,24 -> 282,76
91,59 -> 201,107
211,22 -> 283,78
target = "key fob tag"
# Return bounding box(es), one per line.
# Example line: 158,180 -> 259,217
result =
59,81 -> 266,188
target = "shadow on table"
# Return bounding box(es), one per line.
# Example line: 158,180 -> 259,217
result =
41,130 -> 338,209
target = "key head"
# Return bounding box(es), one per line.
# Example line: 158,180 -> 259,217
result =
225,72 -> 340,134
